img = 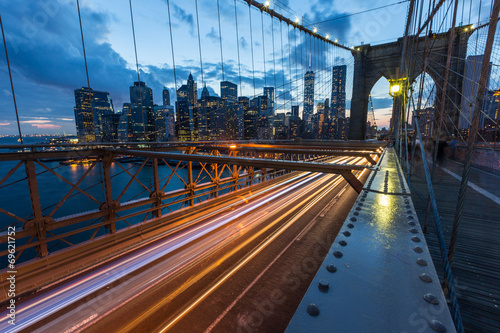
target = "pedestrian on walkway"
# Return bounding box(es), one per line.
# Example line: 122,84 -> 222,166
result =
450,135 -> 457,160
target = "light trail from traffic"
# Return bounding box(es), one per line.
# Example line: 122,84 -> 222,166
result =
0,155 -> 370,332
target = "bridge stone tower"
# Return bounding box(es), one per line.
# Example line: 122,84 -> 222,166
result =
349,26 -> 472,140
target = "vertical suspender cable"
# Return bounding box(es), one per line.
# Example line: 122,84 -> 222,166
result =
167,0 -> 178,96
195,0 -> 204,86
261,11 -> 267,88
217,0 -> 225,82
128,0 -> 146,138
272,17 -> 277,108
248,5 -> 256,98
280,21 -> 285,112
0,13 -> 23,146
234,0 -> 242,96
76,0 -> 90,89
287,24 -> 292,110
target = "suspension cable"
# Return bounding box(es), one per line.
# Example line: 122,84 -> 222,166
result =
0,13 -> 23,146
167,0 -> 178,95
234,0 -> 242,95
76,0 -> 90,89
248,5 -> 256,97
261,11 -> 267,87
194,0 -> 204,86
217,0 -> 225,82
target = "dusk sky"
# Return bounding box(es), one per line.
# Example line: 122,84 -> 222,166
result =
0,0 -> 430,135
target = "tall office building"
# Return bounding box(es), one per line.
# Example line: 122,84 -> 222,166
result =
129,81 -> 155,141
74,87 -> 114,143
176,74 -> 198,141
221,81 -> 238,105
163,87 -> 171,106
291,105 -> 300,118
187,73 -> 197,106
117,103 -> 131,142
303,70 -> 315,125
459,55 -> 492,129
74,87 -> 95,143
331,65 -> 346,119
92,90 -> 114,142
264,87 -> 275,116
154,105 -> 175,141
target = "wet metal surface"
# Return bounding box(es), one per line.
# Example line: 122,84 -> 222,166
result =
286,148 -> 456,333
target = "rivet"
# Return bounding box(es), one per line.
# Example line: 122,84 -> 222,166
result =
416,258 -> 428,266
318,279 -> 329,292
353,212 -> 359,216
326,264 -> 337,273
342,231 -> 351,237
347,223 -> 354,228
350,217 -> 357,222
411,236 -> 421,242
355,207 -> 362,211
333,251 -> 343,258
429,320 -> 447,332
306,303 -> 320,316
419,273 -> 433,283
423,293 -> 439,305
406,204 -> 411,208
406,210 -> 412,214
409,228 -> 419,234
408,221 -> 416,226
360,198 -> 365,202
407,215 -> 414,219
339,240 -> 347,246
404,200 -> 410,204
413,246 -> 423,253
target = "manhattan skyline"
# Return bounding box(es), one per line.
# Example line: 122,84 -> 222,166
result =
0,0 -> 425,136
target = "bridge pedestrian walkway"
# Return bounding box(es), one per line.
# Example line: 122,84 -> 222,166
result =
409,158 -> 500,333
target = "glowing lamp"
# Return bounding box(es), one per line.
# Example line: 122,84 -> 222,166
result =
229,144 -> 237,149
265,0 -> 270,7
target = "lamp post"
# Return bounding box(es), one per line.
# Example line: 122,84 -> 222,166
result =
494,88 -> 500,149
388,77 -> 407,155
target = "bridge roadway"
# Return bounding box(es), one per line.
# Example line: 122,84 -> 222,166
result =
0,156 -> 370,332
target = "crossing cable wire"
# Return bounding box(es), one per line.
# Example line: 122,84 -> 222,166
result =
450,0 -> 500,267
217,0 -> 225,82
166,0 -> 178,100
76,0 -> 90,89
234,0 -> 242,95
0,13 -> 23,146
248,5 -> 256,98
195,0 -> 205,87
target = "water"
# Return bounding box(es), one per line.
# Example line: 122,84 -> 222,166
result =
0,136 -> 231,263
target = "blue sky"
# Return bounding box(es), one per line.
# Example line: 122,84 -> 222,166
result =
0,0 -> 412,135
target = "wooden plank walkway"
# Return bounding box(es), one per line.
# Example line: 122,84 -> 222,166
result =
409,158 -> 500,333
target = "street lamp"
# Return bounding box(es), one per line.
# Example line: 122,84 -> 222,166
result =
388,78 -> 407,97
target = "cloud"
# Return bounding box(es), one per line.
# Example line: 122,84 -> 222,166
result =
31,124 -> 61,129
0,122 -> 11,126
172,3 -> 195,36
205,27 -> 219,43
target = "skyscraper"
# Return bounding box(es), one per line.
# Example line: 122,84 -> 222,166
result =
459,55 -> 492,129
163,87 -> 170,106
187,73 -> 197,106
129,81 -> 155,141
74,87 -> 114,143
92,90 -> 114,142
221,81 -> 238,105
264,87 -> 275,116
176,74 -> 198,141
331,65 -> 346,119
291,105 -> 299,118
74,87 -> 95,143
303,70 -> 315,126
